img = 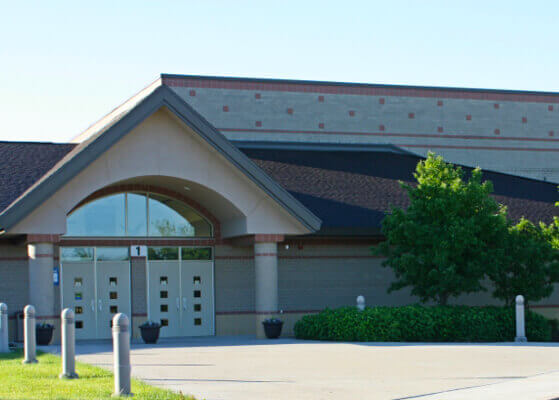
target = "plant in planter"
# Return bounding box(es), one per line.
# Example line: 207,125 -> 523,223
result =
139,321 -> 161,344
36,322 -> 54,345
262,318 -> 283,339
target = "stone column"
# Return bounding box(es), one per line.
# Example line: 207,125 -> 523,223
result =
254,241 -> 279,338
27,242 -> 56,318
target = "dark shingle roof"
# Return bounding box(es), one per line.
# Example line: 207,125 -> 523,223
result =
240,146 -> 558,231
0,142 -> 76,211
0,141 -> 556,233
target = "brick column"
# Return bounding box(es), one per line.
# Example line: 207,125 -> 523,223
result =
254,237 -> 281,338
27,239 -> 56,318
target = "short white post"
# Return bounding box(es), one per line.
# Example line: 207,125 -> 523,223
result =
23,305 -> 37,364
356,295 -> 365,311
0,303 -> 9,353
60,308 -> 78,379
515,295 -> 527,343
112,313 -> 132,396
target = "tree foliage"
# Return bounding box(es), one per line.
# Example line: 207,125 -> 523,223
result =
375,153 -> 509,305
488,218 -> 559,305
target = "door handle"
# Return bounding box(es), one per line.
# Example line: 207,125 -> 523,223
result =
98,299 -> 102,311
182,297 -> 187,310
176,297 -> 180,310
91,300 -> 95,312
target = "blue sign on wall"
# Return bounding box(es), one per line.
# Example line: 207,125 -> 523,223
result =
53,266 -> 59,286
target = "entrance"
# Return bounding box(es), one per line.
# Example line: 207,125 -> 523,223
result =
60,247 -> 131,340
147,247 -> 214,337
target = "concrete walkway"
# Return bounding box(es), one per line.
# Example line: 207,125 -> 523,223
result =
43,337 -> 559,400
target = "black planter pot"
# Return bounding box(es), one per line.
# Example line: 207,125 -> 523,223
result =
140,325 -> 160,344
36,326 -> 54,345
262,320 -> 283,339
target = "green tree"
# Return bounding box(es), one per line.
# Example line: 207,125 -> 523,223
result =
488,218 -> 559,305
375,153 -> 509,305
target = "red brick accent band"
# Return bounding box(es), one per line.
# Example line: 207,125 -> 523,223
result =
0,256 -> 28,261
254,234 -> 284,243
254,252 -> 277,257
68,184 -> 221,239
215,255 -> 253,260
61,238 -> 216,246
27,234 -> 60,244
162,76 -> 559,104
34,253 -> 54,258
219,127 -> 559,143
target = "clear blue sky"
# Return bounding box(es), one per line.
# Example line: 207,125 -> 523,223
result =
1,1 -> 558,143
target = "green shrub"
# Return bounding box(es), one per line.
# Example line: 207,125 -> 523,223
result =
293,305 -> 552,342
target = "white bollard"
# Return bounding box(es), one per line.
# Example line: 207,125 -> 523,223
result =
0,303 -> 8,353
112,313 -> 132,396
23,305 -> 37,364
356,295 -> 365,311
515,295 -> 527,343
59,308 -> 78,379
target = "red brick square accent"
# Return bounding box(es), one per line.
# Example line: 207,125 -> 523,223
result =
550,131 -> 555,137
318,95 -> 324,102
255,93 -> 261,99
408,112 -> 414,119
189,90 -> 196,97
466,114 -> 472,121
287,108 -> 293,115
549,105 -> 554,111
255,121 -> 262,127
522,117 -> 527,123
379,124 -> 385,131
494,129 -> 500,135
349,110 -> 355,117
222,105 -> 229,112
437,126 -> 444,133
379,98 -> 385,105
437,100 -> 443,106
318,122 -> 325,129
494,103 -> 500,109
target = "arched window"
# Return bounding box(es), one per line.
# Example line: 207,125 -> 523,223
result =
65,192 -> 212,237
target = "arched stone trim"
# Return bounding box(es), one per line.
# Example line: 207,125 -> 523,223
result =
68,184 -> 221,239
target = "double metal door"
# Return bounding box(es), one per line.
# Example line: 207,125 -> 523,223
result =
148,260 -> 214,337
60,248 -> 131,340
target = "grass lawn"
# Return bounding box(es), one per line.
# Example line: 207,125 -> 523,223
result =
0,349 -> 195,400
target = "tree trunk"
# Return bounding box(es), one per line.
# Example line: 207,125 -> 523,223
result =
438,294 -> 449,306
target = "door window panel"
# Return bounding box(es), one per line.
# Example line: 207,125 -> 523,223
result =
61,247 -> 94,261
181,247 -> 212,260
96,247 -> 129,261
148,247 -> 179,260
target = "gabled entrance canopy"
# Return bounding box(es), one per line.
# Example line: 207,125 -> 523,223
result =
0,84 -> 321,237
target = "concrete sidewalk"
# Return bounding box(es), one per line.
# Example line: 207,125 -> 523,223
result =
43,337 -> 559,400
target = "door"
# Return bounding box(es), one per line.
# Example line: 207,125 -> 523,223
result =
180,260 -> 214,336
147,247 -> 181,337
60,248 -> 96,340
61,247 -> 131,340
96,258 -> 131,339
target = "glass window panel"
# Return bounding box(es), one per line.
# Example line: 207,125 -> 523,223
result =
66,194 -> 125,236
96,247 -> 129,261
148,247 -> 179,260
109,292 -> 118,299
61,247 -> 94,261
148,193 -> 211,237
76,321 -> 83,329
181,247 -> 212,260
127,192 -> 148,236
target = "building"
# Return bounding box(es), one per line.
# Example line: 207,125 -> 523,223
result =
0,75 -> 557,342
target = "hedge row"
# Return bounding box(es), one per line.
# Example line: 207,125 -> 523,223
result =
293,305 -> 552,342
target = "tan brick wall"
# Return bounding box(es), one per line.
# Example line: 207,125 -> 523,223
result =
214,244 -> 254,313
0,244 -> 29,341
